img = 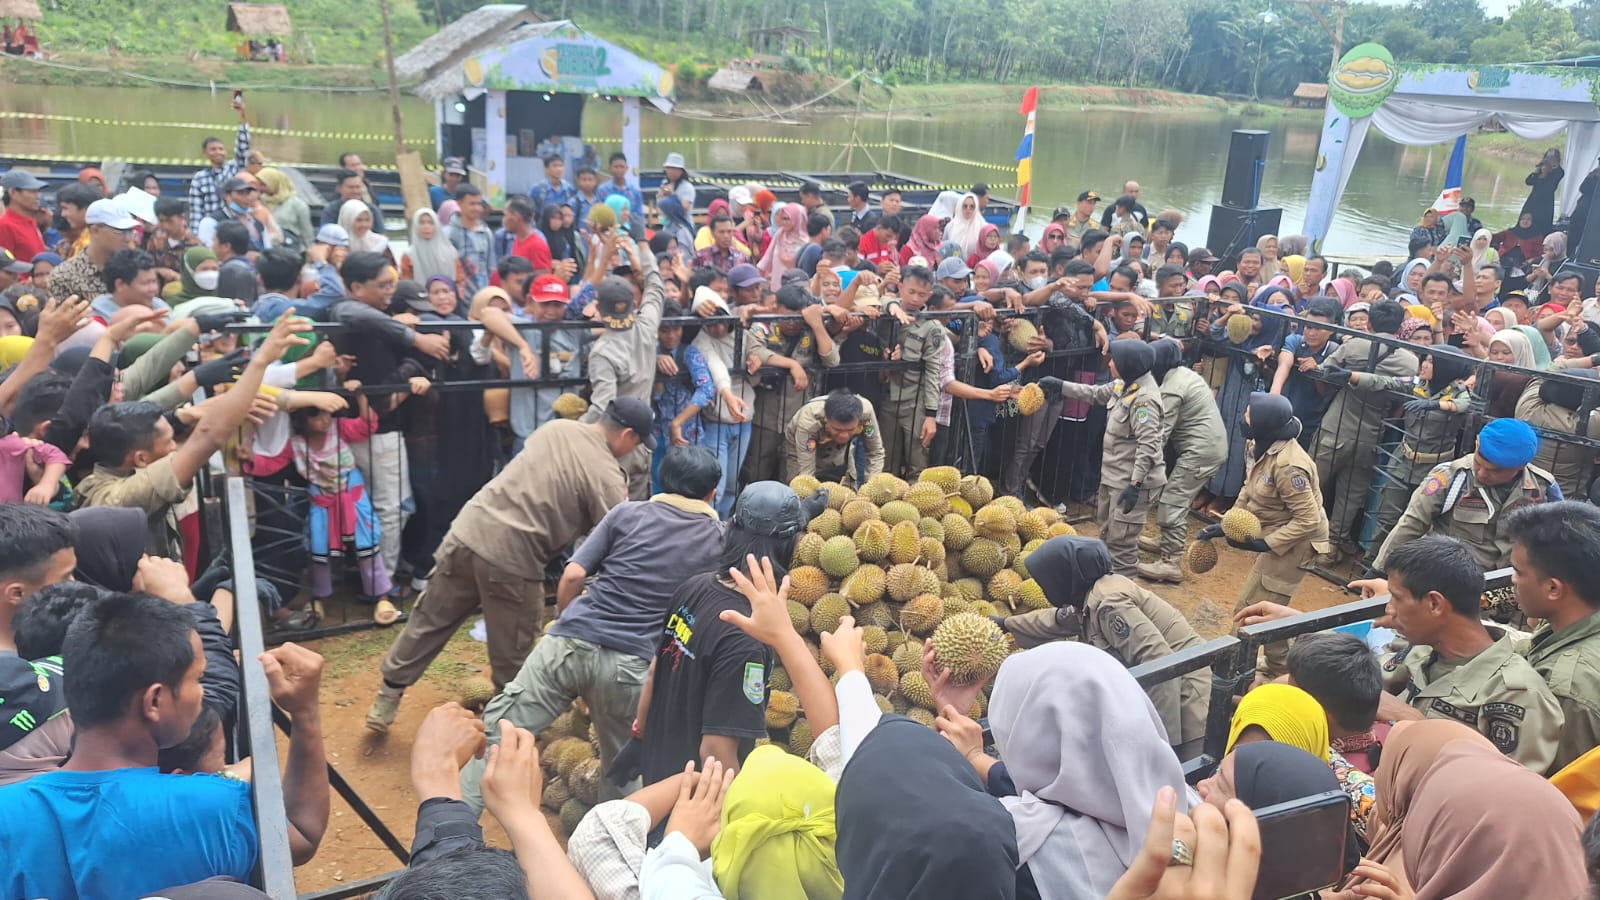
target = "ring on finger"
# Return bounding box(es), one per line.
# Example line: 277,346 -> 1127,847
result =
1169,839 -> 1194,867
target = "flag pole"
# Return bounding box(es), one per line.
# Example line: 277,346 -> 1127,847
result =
1013,86 -> 1038,233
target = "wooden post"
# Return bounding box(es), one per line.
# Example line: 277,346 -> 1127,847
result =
379,0 -> 418,218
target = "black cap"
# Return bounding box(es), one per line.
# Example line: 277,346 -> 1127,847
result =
1077,190 -> 1100,203
1051,206 -> 1073,220
392,279 -> 428,313
971,182 -> 988,195
219,176 -> 255,194
1189,247 -> 1219,262
606,397 -> 656,449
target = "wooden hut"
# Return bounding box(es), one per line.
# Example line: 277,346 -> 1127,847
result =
0,0 -> 42,21
1291,82 -> 1327,108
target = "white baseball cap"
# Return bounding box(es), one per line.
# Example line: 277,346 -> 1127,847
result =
85,198 -> 138,230
661,152 -> 687,170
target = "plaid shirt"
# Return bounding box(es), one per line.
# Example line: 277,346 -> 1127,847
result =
186,124 -> 252,224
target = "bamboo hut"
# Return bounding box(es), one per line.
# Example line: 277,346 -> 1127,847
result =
225,3 -> 292,36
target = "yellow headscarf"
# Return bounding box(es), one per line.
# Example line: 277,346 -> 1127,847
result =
1281,254 -> 1306,285
1226,683 -> 1330,761
1406,304 -> 1438,328
0,335 -> 33,368
711,745 -> 843,900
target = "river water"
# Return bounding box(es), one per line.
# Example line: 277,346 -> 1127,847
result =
0,84 -> 1556,256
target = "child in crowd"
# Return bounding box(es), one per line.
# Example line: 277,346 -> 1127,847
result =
290,393 -> 395,609
0,429 -> 67,505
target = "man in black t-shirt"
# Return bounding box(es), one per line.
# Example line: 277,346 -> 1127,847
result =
638,481 -> 826,787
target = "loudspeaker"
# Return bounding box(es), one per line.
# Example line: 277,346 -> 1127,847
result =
1220,130 -> 1271,209
1207,204 -> 1283,262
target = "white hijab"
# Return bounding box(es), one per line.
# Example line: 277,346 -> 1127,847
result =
405,208 -> 459,282
928,190 -> 962,223
988,642 -> 1193,900
339,200 -> 388,255
943,192 -> 984,257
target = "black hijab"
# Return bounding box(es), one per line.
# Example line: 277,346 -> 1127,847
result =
1539,368 -> 1599,411
1426,347 -> 1476,395
1026,535 -> 1112,611
837,716 -> 1018,900
1150,337 -> 1183,384
1241,391 -> 1300,458
541,203 -> 579,262
1233,741 -> 1362,874
69,506 -> 147,591
1108,338 -> 1154,384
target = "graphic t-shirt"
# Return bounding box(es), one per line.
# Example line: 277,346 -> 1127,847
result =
640,572 -> 772,787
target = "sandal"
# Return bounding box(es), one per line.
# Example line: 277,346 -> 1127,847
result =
372,598 -> 401,626
273,600 -> 325,632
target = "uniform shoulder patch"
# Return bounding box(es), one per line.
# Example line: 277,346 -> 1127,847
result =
1429,698 -> 1479,726
1487,717 -> 1520,754
1104,610 -> 1131,640
806,438 -> 818,452
1134,406 -> 1152,425
1481,701 -> 1526,722
742,662 -> 766,705
862,421 -> 876,437
1289,472 -> 1310,493
1422,469 -> 1449,496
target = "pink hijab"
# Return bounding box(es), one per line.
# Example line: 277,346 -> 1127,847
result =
757,202 -> 808,289
905,214 -> 943,263
1328,277 -> 1359,309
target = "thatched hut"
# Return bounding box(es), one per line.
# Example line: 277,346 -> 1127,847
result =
225,3 -> 292,36
0,0 -> 43,21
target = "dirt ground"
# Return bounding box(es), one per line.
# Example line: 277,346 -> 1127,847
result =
288,515 -> 1359,894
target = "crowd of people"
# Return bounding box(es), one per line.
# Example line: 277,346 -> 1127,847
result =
2,103 -> 1600,898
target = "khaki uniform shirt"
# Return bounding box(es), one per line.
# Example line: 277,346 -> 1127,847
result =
784,395 -> 884,485
1237,438 -> 1330,593
1521,611 -> 1600,773
1159,366 -> 1227,469
1383,631 -> 1564,773
580,252 -> 666,423
886,317 -> 947,417
1516,378 -> 1600,501
1372,454 -> 1558,571
75,456 -> 187,559
749,325 -> 841,434
1354,374 -> 1471,485
1315,337 -> 1418,449
1059,373 -> 1166,490
1085,574 -> 1209,750
446,419 -> 628,580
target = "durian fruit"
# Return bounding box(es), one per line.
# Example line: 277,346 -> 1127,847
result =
990,496 -> 1027,517
974,505 -> 1018,541
988,570 -> 1024,610
861,473 -> 906,505
1186,540 -> 1220,574
788,565 -> 831,606
905,481 -> 950,517
959,475 -> 995,508
945,552 -> 966,581
787,599 -> 812,633
874,694 -> 895,714
970,600 -> 1001,618
1012,545 -> 1034,580
943,514 -> 976,551
864,653 -> 900,693
918,567 -> 943,596
770,665 -> 793,692
1048,522 -> 1079,538
819,535 -> 861,578
886,563 -> 926,602
1006,317 -> 1040,352
1016,510 -> 1049,543
560,798 -> 591,835
899,670 -> 937,709
789,717 -> 815,755
853,519 -> 892,563
1035,506 -> 1062,526
810,594 -> 852,634
807,508 -> 843,538
458,675 -> 497,712
542,778 -> 572,811
862,625 -> 889,654
766,690 -> 800,728
901,593 -> 946,636
854,599 -> 895,629
793,532 -> 824,568
1221,507 -> 1264,542
551,393 -> 589,419
949,496 -> 974,518
841,564 -> 887,606
885,631 -> 909,654
841,498 -> 881,532
919,465 -> 962,495
919,537 -> 947,566
961,538 -> 1009,578
1018,578 -> 1050,611
1001,532 -> 1023,556
927,613 -> 1011,685
889,521 -> 922,565
789,474 -> 822,498
546,708 -> 591,740
553,739 -> 595,778
543,736 -> 586,774
879,499 -> 920,526
953,577 -> 985,603
1016,382 -> 1046,416
906,707 -> 937,728
918,516 -> 945,542
891,639 -> 924,674
1226,313 -> 1254,344
824,484 -> 854,510
568,757 -> 603,805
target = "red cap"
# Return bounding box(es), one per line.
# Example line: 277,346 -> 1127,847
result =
531,274 -> 569,303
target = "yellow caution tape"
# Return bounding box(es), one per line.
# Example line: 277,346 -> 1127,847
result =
0,151 -> 399,171
887,144 -> 1016,172
0,111 -> 431,145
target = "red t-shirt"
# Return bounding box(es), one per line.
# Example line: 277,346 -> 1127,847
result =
858,230 -> 897,270
0,208 -> 45,262
489,230 -> 553,286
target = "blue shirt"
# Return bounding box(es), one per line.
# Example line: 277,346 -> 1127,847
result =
1279,332 -> 1337,430
529,178 -> 578,215
0,767 -> 258,900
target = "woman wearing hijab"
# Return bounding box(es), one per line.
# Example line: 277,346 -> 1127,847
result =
1395,258 -> 1429,299
604,193 -> 639,240
1493,211 -> 1545,262
1469,227 -> 1498,272
1226,683 -> 1374,841
1326,277 -> 1359,310
1203,285 -> 1287,508
656,194 -> 696,259
927,190 -> 963,226
836,716 -> 1018,900
756,203 -> 807,291
943,193 -> 984,259
966,222 -> 1003,269
339,200 -> 392,261
901,214 -> 943,266
1524,147 -> 1565,235
1256,234 -> 1281,281
1032,340 -> 1164,576
999,536 -> 1210,756
401,207 -> 465,295
1529,230 -> 1569,300
539,203 -> 584,275
979,642 -> 1194,900
1410,208 -> 1447,248
1038,221 -> 1068,258
1439,210 -> 1471,251
168,246 -> 221,304
1469,327 -> 1538,418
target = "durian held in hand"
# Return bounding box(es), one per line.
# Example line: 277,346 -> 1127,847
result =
926,612 -> 1012,686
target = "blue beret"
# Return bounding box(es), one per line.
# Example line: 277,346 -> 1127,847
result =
1476,417 -> 1538,469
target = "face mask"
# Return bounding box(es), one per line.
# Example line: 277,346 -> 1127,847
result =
194,270 -> 220,291
1026,276 -> 1047,290
227,201 -> 249,215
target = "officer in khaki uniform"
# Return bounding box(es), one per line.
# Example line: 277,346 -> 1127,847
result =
1378,534 -> 1564,773
1504,501 -> 1600,773
1139,338 -> 1227,583
743,284 -> 840,485
784,390 -> 885,486
1198,393 -> 1329,677
1039,339 -> 1165,577
1000,536 -> 1209,757
1372,417 -> 1560,573
1515,373 -> 1600,501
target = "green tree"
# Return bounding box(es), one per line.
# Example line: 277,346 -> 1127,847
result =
1470,28 -> 1533,61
